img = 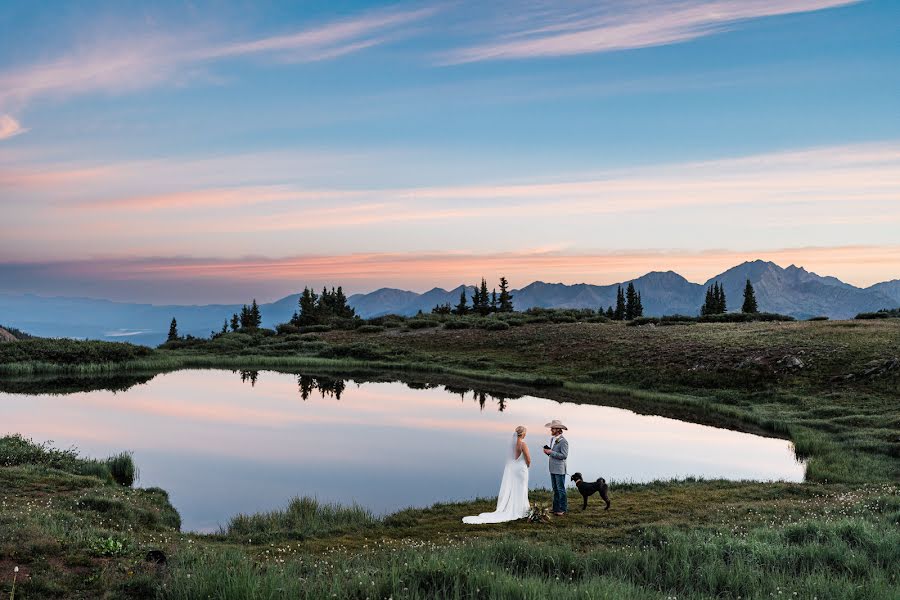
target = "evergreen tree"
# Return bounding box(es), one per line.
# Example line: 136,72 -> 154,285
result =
478,278 -> 491,315
453,288 -> 469,316
334,286 -> 355,318
605,306 -> 615,319
490,288 -> 498,313
614,285 -> 626,320
239,304 -> 251,328
230,313 -> 240,331
498,277 -> 514,312
625,282 -> 639,320
701,281 -> 727,315
701,286 -> 714,316
298,287 -> 319,326
167,317 -> 179,341
249,299 -> 261,328
221,319 -> 228,335
742,279 -> 758,313
635,291 -> 644,318
471,285 -> 482,313
431,303 -> 452,315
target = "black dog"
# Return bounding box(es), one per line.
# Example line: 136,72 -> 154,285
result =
570,472 -> 610,510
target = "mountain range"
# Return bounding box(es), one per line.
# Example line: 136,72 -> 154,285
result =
1,261 -> 897,346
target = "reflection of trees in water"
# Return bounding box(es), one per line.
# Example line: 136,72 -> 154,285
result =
237,370 -> 259,386
297,375 -> 346,401
0,374 -> 156,396
229,372 -> 517,410
444,385 -> 520,412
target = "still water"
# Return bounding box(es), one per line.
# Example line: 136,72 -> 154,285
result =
2,369 -> 804,531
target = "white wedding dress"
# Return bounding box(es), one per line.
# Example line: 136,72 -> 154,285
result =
463,434 -> 530,524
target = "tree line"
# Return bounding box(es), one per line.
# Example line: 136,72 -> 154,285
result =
701,279 -> 758,315
163,277 -> 764,342
433,277 -> 514,316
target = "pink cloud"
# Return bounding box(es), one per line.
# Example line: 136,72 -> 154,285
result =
0,114 -> 26,140
442,0 -> 860,63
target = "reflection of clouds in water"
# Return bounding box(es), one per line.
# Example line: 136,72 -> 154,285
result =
2,370 -> 804,531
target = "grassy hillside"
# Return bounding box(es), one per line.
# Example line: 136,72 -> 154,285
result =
1,319 -> 898,598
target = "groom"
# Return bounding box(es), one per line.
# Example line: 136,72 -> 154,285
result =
543,419 -> 569,516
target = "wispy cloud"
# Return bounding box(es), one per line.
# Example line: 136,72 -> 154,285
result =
35,140 -> 900,224
0,5 -> 438,136
441,0 -> 859,64
0,115 -> 26,140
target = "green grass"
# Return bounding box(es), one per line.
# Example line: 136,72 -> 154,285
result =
221,496 -> 378,543
1,320 -> 898,597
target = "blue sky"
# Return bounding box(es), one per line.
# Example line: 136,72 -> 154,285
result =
1,0 -> 898,302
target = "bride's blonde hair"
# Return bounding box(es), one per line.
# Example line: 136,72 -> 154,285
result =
515,425 -> 527,437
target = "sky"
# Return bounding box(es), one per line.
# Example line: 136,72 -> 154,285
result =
1,0 -> 898,303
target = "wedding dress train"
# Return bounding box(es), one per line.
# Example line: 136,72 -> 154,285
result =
463,434 -> 529,524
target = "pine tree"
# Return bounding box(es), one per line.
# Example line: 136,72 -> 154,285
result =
239,304 -> 251,328
701,282 -> 727,315
625,282 -> 638,320
498,277 -> 514,312
298,287 -> 319,325
614,285 -> 626,320
167,317 -> 179,341
490,288 -> 498,313
230,313 -> 240,331
717,283 -> 727,313
471,284 -> 482,313
221,319 -> 228,334
742,279 -> 758,313
334,286 -> 355,318
635,291 -> 644,318
605,306 -> 615,319
701,286 -> 712,316
453,288 -> 469,316
249,299 -> 261,328
478,278 -> 491,315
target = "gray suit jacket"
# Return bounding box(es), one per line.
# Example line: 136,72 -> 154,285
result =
548,435 -> 568,475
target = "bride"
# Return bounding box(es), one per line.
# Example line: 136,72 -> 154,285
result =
463,425 -> 531,524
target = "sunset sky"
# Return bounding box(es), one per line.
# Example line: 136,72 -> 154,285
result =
1,0 -> 898,303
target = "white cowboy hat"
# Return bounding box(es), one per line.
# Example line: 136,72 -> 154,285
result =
544,419 -> 568,430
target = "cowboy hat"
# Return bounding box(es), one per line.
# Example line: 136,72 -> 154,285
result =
544,419 -> 568,430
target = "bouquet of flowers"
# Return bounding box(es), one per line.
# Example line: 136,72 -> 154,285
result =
526,504 -> 552,524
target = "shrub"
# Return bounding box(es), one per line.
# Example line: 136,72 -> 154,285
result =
106,452 -> 137,487
0,434 -> 79,470
585,316 -> 609,323
320,343 -> 385,361
660,314 -> 698,323
478,320 -> 510,331
550,314 -> 577,323
275,323 -> 300,335
356,325 -> 384,334
407,319 -> 439,330
443,320 -> 471,330
76,459 -> 114,483
0,339 -> 153,365
808,316 -> 829,321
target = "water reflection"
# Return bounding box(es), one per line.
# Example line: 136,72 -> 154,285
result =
1,369 -> 804,532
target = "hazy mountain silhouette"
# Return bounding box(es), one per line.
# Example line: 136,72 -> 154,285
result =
1,261 -> 896,345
